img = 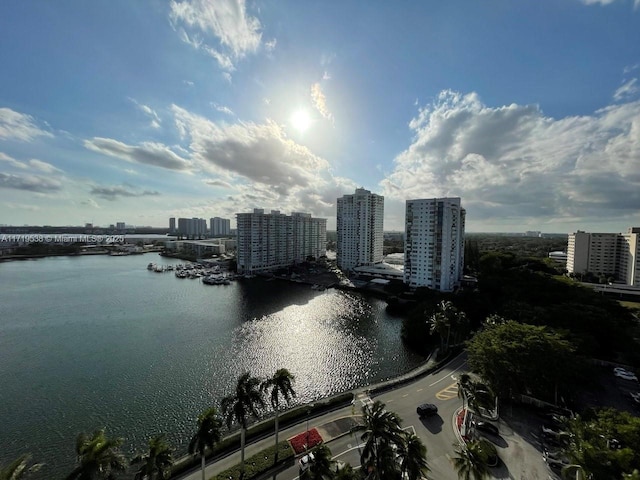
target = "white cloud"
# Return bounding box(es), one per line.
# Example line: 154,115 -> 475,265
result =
84,137 -> 192,171
0,108 -> 53,142
0,152 -> 28,169
311,83 -> 333,122
614,78 -> 639,101
90,184 -> 161,201
0,172 -> 62,193
0,153 -> 62,173
28,159 -> 63,173
264,39 -> 277,51
382,90 -> 640,227
170,105 -> 350,224
129,99 -> 162,129
579,0 -> 640,6
204,178 -> 234,189
172,105 -> 330,194
170,0 -> 262,70
212,103 -> 235,116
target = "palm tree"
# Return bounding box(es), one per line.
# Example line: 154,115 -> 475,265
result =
0,454 -> 42,480
261,368 -> 296,461
333,462 -> 359,480
360,401 -> 404,480
131,434 -> 173,480
66,429 -> 127,480
188,407 -> 222,480
396,432 -> 429,480
221,372 -> 266,478
301,445 -> 335,480
450,441 -> 490,480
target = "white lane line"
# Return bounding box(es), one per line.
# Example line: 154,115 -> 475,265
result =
416,388 -> 423,392
428,364 -> 464,387
402,393 -> 409,397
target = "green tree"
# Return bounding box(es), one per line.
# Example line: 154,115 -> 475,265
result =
261,368 -> 296,461
188,407 -> 222,480
333,463 -> 359,480
66,429 -> 127,480
301,445 -> 335,480
360,401 -> 404,480
562,408 -> 640,479
450,441 -> 490,480
396,432 -> 429,480
221,372 -> 265,478
130,435 -> 173,480
429,301 -> 469,354
466,319 -> 576,399
0,455 -> 42,480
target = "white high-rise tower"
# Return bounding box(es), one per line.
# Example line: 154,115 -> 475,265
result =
404,197 -> 465,292
336,188 -> 384,270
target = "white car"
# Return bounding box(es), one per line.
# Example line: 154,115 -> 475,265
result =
614,367 -> 634,375
299,452 -> 315,471
614,370 -> 638,381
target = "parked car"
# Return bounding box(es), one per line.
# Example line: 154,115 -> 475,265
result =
416,403 -> 438,417
614,370 -> 638,382
299,452 -> 315,472
473,421 -> 499,436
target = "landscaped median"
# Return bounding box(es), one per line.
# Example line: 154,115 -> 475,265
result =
210,441 -> 294,480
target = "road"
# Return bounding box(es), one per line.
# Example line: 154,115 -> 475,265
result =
178,354 -> 468,480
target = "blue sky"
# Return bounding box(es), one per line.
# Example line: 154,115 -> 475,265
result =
1,0 -> 639,232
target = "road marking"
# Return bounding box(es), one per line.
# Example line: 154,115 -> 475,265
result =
402,393 -> 409,397
435,382 -> 460,400
428,363 -> 464,387
416,388 -> 423,392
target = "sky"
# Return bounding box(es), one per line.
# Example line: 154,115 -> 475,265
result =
1,0 -> 639,233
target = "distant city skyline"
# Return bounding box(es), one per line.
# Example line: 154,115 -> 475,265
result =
1,1 -> 639,232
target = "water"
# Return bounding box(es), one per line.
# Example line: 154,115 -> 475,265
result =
0,254 -> 424,478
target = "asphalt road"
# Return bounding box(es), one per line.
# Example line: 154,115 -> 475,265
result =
178,353 -> 555,480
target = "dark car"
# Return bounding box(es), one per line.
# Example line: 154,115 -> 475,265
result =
416,403 -> 438,417
473,421 -> 499,436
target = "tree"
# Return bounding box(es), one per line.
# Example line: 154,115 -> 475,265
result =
333,463 -> 359,480
429,301 -> 469,354
188,407 -> 222,480
396,432 -> 429,480
131,435 -> 173,480
466,320 -> 576,400
562,408 -> 640,479
0,455 -> 42,480
360,401 -> 404,480
450,441 -> 490,480
66,429 -> 127,480
301,445 -> 335,480
221,372 -> 265,478
261,368 -> 296,461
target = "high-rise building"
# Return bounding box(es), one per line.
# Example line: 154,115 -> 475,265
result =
336,188 -> 384,270
567,227 -> 640,286
177,217 -> 207,239
404,197 -> 465,292
210,217 -> 231,236
169,217 -> 176,234
236,209 -> 327,274
116,222 -> 125,231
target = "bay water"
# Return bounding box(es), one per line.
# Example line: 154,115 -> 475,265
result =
0,253 -> 424,478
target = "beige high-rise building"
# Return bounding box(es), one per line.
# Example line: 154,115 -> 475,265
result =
236,209 -> 326,275
336,188 -> 384,270
567,227 -> 640,286
404,197 -> 466,292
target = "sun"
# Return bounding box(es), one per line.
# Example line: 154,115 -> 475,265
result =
290,109 -> 312,133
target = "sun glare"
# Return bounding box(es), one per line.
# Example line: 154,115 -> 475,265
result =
290,109 -> 312,133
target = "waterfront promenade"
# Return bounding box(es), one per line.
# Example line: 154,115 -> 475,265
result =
176,352 -> 555,480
